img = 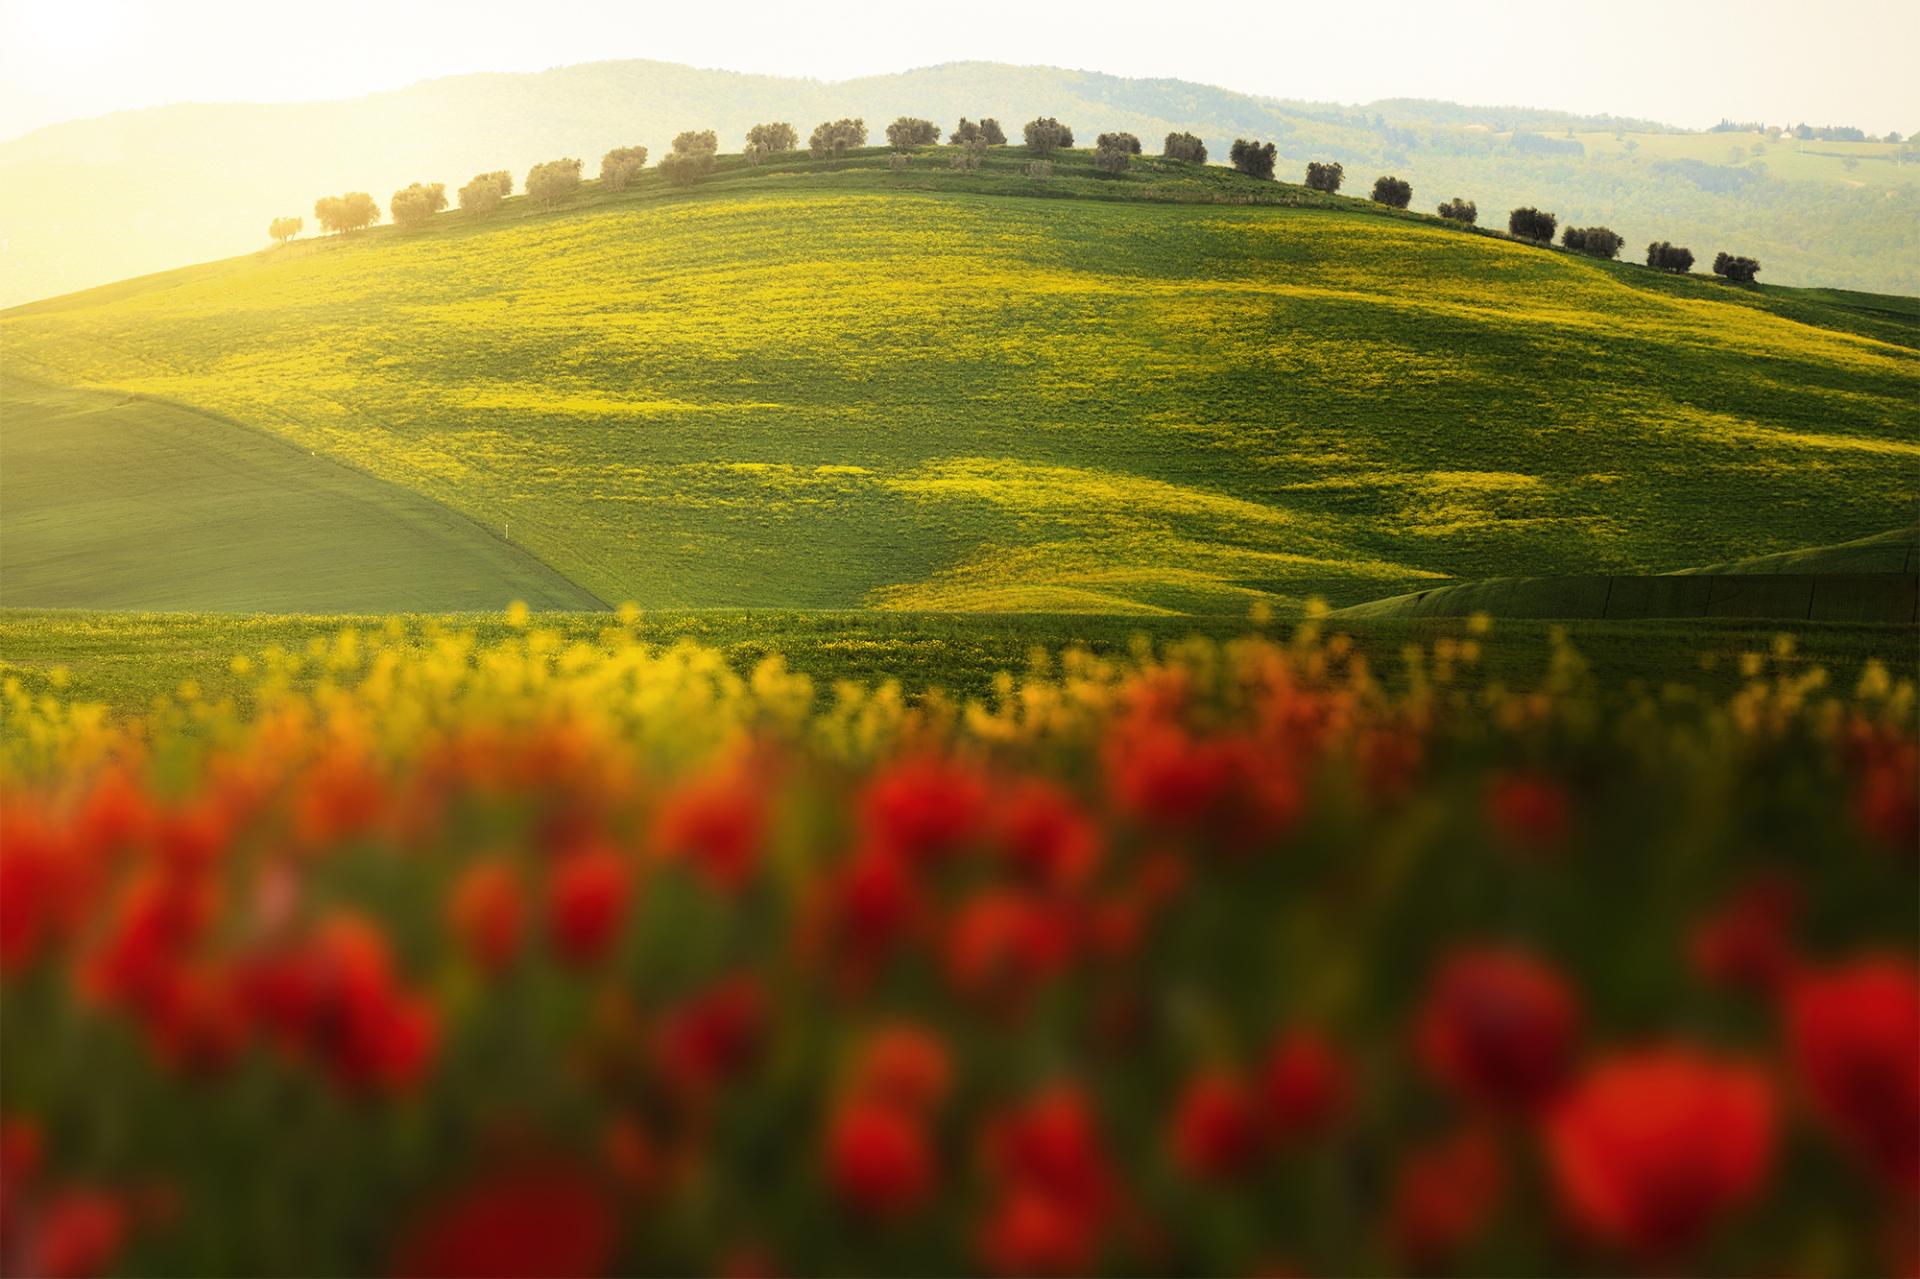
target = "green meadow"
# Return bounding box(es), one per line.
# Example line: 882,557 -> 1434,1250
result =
0,375 -> 598,612
0,608 -> 1904,716
5,145 -> 1916,621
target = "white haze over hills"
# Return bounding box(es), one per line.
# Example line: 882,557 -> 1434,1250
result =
0,58 -> 1914,307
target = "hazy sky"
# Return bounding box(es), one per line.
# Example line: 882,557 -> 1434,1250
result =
2,0 -> 1915,141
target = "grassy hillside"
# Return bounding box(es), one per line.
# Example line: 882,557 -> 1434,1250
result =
6,147 -> 1917,615
2,59 -> 1915,307
1671,524 -> 1916,574
1332,528 -> 1920,622
0,374 -> 600,612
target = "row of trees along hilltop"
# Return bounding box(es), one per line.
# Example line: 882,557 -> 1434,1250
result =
279,117 -> 1765,282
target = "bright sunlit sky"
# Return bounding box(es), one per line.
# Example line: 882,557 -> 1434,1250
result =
2,0 -> 1915,142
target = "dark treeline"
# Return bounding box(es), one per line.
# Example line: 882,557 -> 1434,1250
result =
277,110 -> 1765,285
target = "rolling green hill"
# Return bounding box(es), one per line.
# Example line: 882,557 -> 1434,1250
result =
2,59 -> 1916,307
1331,528 -> 1919,622
4,147 -> 1917,615
0,374 -> 600,612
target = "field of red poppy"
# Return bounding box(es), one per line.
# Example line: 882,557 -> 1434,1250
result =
1,617 -> 1915,1278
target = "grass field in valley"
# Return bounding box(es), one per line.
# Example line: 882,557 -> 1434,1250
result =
0,375 -> 600,612
0,607 -> 1908,717
4,148 -> 1917,618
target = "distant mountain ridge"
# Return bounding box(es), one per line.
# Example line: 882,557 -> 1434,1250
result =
1,59 -> 1914,306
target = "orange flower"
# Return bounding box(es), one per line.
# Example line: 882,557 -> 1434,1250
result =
449,858 -> 525,976
850,1024 -> 953,1114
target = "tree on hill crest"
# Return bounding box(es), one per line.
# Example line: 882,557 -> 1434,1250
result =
525,159 -> 583,209
1232,140 -> 1278,179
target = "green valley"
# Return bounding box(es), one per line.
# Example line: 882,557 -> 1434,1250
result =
0,374 -> 600,612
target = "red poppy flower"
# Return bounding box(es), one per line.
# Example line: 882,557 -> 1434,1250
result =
547,844 -> 632,969
1785,956 -> 1920,1188
1484,772 -> 1572,851
945,891 -> 1074,999
391,1159 -> 617,1278
982,1086 -> 1111,1214
1544,1048 -> 1775,1258
655,975 -> 765,1095
653,767 -> 766,892
449,859 -> 524,976
851,1024 -> 952,1114
1416,947 -> 1579,1111
823,844 -> 922,962
1106,724 -> 1235,830
1390,1127 -> 1503,1267
978,1086 -> 1113,1276
1263,1029 -> 1351,1145
825,1099 -> 933,1218
0,801 -> 92,974
1848,731 -> 1919,852
72,769 -> 150,857
17,1187 -> 129,1279
1170,1071 -> 1265,1181
1689,875 -> 1800,995
978,1181 -> 1100,1277
860,757 -> 985,859
307,915 -> 438,1095
995,780 -> 1103,892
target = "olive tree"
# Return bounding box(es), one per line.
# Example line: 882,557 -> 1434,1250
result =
314,192 -> 379,234
1304,161 -> 1343,192
746,122 -> 798,153
459,173 -> 506,215
268,216 -> 302,244
1508,206 -> 1557,242
1562,225 -> 1624,259
1230,139 -> 1277,179
1163,132 -> 1207,164
525,159 -> 583,209
1646,241 -> 1694,272
600,146 -> 649,192
1436,197 -> 1478,224
1370,175 -> 1412,208
659,131 -> 718,186
809,118 -> 867,158
886,117 -> 939,149
1094,132 -> 1140,173
1022,117 -> 1074,154
389,182 -> 447,229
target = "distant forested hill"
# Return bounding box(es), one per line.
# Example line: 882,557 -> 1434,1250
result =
2,58 -> 1915,305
